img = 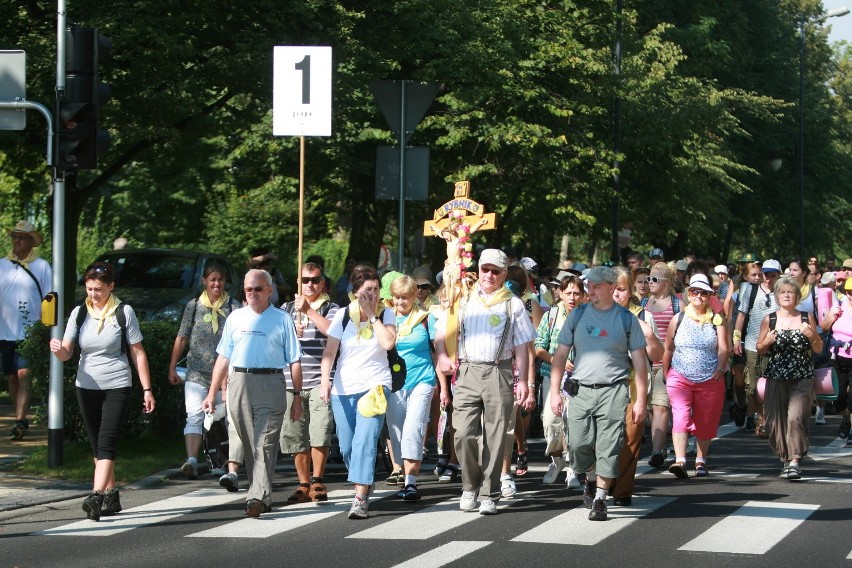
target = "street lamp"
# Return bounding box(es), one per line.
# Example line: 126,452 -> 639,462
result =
798,7 -> 849,257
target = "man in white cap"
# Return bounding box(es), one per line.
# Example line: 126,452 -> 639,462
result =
435,249 -> 536,515
0,221 -> 53,440
548,265 -> 648,521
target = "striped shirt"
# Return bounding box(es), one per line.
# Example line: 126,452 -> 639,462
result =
282,300 -> 339,389
438,286 -> 535,362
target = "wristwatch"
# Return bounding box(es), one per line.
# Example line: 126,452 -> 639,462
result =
292,391 -> 302,397
369,315 -> 378,324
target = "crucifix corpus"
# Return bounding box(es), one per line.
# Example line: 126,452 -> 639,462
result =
423,181 -> 496,360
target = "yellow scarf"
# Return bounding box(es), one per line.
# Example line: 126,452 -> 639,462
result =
6,250 -> 39,270
85,294 -> 122,334
310,293 -> 331,311
395,308 -> 429,341
684,303 -> 722,326
348,300 -> 375,341
198,291 -> 229,334
801,283 -> 811,300
475,284 -> 515,308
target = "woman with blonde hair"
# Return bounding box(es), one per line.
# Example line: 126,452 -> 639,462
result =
641,262 -> 681,467
385,275 -> 442,500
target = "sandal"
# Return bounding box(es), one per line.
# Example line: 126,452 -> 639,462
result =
785,464 -> 802,481
694,463 -> 708,477
385,468 -> 403,485
287,484 -> 312,503
515,451 -> 528,477
668,461 -> 688,479
310,482 -> 328,502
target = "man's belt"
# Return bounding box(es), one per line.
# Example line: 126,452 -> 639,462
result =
232,367 -> 284,374
581,379 -> 626,389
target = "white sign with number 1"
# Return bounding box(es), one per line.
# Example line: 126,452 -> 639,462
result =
273,46 -> 332,137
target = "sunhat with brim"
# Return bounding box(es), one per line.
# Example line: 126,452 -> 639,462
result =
380,271 -> 404,300
8,220 -> 43,247
843,258 -> 852,270
687,274 -> 714,293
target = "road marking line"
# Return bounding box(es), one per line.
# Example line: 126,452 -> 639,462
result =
35,488 -> 244,537
390,541 -> 491,568
186,488 -> 396,538
678,501 -> 818,554
511,495 -> 674,545
798,476 -> 852,484
807,439 -> 852,461
347,494 -> 527,540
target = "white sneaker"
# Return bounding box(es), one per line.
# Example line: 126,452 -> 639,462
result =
500,475 -> 516,498
479,498 -> 497,515
459,490 -> 478,511
543,456 -> 567,484
181,460 -> 198,480
565,467 -> 582,489
815,407 -> 826,425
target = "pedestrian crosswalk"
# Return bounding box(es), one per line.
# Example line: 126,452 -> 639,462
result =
33,485 -> 847,560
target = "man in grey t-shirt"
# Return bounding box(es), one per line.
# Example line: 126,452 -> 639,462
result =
549,266 -> 648,521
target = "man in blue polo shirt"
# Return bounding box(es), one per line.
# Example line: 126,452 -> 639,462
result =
203,269 -> 303,518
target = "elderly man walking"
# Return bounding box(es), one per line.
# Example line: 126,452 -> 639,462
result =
435,249 -> 536,515
549,266 -> 648,521
203,269 -> 303,517
0,221 -> 52,440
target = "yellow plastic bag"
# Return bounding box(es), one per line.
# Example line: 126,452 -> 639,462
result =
357,385 -> 387,417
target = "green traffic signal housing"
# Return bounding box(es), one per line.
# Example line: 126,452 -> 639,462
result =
54,26 -> 111,171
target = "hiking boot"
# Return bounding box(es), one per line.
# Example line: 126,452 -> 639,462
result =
588,498 -> 608,521
100,488 -> 122,516
82,492 -> 105,521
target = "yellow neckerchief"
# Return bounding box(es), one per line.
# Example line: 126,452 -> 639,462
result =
801,283 -> 811,300
395,307 -> 429,340
348,300 -> 375,341
85,294 -> 122,334
198,291 -> 228,334
309,293 -> 331,311
6,250 -> 39,270
684,303 -> 719,325
475,284 -> 514,308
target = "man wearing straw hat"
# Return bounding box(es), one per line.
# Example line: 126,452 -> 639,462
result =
0,221 -> 52,440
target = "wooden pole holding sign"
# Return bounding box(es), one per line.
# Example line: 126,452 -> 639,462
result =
272,45 -> 332,295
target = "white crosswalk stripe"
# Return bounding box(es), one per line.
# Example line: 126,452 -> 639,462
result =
390,541 -> 491,568
678,501 -> 819,554
35,488 -> 244,537
347,494 -> 528,540
187,488 -> 397,538
512,495 -> 675,545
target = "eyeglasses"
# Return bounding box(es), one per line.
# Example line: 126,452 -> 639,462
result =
688,289 -> 710,297
301,276 -> 323,284
244,286 -> 268,294
417,284 -> 432,290
480,267 -> 504,275
648,276 -> 668,283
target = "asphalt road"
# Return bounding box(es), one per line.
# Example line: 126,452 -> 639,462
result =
1,414 -> 851,568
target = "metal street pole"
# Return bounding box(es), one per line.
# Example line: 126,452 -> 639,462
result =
398,81 -> 407,271
611,0 -> 623,264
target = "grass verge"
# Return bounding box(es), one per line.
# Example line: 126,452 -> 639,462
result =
9,431 -> 187,485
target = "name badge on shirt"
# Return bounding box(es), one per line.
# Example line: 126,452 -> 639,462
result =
489,314 -> 501,327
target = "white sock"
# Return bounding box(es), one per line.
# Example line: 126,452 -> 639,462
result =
595,488 -> 607,501
500,473 -> 512,481
187,457 -> 197,465
404,474 -> 417,486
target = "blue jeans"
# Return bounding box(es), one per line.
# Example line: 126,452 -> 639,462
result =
331,390 -> 386,485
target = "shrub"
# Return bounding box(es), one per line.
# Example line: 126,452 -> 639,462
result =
20,319 -> 185,443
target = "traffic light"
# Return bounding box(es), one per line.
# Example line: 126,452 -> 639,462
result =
54,26 -> 111,170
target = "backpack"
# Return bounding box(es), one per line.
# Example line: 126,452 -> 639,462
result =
74,302 -> 130,356
339,307 -> 406,392
203,416 -> 230,470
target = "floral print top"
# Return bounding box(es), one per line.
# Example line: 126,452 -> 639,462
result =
765,328 -> 814,382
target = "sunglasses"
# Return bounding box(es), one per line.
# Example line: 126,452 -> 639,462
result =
301,276 -> 323,284
764,292 -> 772,308
417,284 -> 432,290
244,286 -> 268,294
480,267 -> 504,275
86,265 -> 108,274
648,276 -> 668,283
689,289 -> 710,297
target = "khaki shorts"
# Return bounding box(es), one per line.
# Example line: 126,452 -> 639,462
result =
649,367 -> 670,408
279,388 -> 334,453
744,349 -> 769,396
